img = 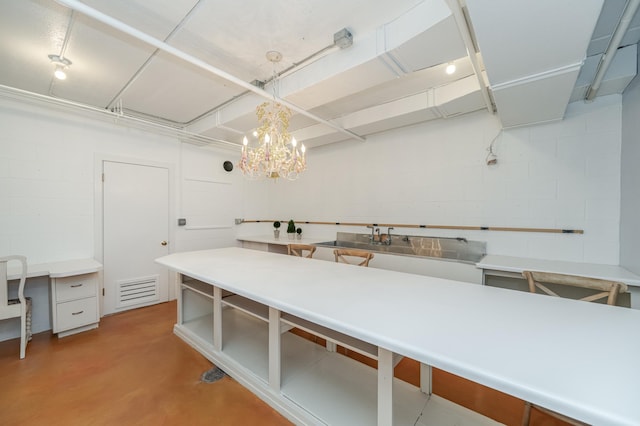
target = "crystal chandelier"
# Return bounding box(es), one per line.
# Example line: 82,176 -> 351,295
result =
239,52 -> 306,180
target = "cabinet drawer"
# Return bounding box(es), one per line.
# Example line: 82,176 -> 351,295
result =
55,274 -> 97,302
56,297 -> 98,332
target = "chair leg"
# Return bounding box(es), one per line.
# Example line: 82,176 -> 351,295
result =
522,401 -> 532,426
19,311 -> 26,359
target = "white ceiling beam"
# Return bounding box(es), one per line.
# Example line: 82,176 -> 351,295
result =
54,0 -> 366,143
444,0 -> 494,113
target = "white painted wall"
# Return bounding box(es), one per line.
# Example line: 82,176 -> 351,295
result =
620,44 -> 640,275
0,90 -> 628,341
0,97 -> 239,339
240,95 -> 623,265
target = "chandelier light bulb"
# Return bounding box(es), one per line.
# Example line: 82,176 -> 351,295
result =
301,144 -> 306,154
291,137 -> 297,148
243,136 -> 248,146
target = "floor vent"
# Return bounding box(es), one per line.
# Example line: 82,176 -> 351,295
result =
116,275 -> 159,308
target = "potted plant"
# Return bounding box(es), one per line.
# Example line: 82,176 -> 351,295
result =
296,227 -> 302,240
273,221 -> 281,239
287,219 -> 296,240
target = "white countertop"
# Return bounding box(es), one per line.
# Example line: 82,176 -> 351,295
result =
7,258 -> 103,280
477,254 -> 640,287
157,247 -> 640,425
237,234 -> 332,246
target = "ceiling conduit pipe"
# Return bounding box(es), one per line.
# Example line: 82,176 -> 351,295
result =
54,0 -> 366,143
585,0 -> 640,101
0,84 -> 238,147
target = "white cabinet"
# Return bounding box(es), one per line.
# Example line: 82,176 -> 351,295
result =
51,273 -> 100,337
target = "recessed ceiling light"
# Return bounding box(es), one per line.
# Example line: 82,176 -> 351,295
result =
445,62 -> 456,75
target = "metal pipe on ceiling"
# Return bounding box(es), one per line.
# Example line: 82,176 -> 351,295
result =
0,84 -> 237,148
54,0 -> 366,143
106,0 -> 206,111
585,0 -> 640,101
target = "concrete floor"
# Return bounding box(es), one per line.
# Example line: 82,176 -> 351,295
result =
0,301 -> 566,426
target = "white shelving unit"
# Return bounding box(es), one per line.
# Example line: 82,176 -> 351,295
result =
158,248 -> 640,426
177,275 -> 502,426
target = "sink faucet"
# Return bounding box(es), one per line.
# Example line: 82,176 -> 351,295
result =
366,225 -> 375,243
384,227 -> 394,245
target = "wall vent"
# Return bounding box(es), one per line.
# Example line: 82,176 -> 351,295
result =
116,275 -> 159,308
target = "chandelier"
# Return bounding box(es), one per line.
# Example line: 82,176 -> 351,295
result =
239,51 -> 306,180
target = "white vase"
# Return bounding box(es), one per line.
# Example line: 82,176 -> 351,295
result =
296,234 -> 302,240
274,230 -> 280,239
287,233 -> 294,240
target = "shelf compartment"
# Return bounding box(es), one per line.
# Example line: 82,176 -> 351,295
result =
280,332 -> 427,425
223,294 -> 292,333
181,277 -> 214,299
282,313 -> 378,359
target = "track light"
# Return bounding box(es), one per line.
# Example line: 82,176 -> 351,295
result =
48,54 -> 72,80
445,62 -> 456,75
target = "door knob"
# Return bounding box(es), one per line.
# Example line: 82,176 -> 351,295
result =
161,240 -> 168,246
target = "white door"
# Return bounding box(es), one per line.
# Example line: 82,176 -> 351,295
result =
103,161 -> 169,315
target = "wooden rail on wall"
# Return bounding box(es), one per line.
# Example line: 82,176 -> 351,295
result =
240,220 -> 584,235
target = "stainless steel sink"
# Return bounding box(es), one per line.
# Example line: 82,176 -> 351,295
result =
314,232 -> 486,264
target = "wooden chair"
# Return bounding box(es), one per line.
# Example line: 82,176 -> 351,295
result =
333,249 -> 374,267
521,270 -> 628,426
522,270 -> 627,305
0,255 -> 28,359
287,244 -> 316,258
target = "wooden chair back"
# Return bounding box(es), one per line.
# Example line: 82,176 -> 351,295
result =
333,249 -> 374,267
521,270 -> 628,425
522,271 -> 627,305
287,244 -> 316,258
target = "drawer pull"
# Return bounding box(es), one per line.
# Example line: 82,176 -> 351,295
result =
72,310 -> 84,316
70,284 -> 83,288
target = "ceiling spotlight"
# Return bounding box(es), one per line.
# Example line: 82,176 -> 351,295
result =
445,62 -> 456,75
54,66 -> 67,80
48,54 -> 72,80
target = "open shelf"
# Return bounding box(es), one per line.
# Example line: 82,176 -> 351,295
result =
178,278 -> 504,426
222,294 -> 269,321
181,276 -> 214,299
282,313 -> 378,359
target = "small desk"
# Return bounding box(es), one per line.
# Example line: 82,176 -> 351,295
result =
477,255 -> 640,309
4,258 -> 103,339
158,248 -> 640,425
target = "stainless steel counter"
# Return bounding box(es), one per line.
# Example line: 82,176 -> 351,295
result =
314,232 -> 486,264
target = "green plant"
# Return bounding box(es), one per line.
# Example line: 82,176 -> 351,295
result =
296,227 -> 302,235
273,221 -> 281,229
287,219 -> 296,233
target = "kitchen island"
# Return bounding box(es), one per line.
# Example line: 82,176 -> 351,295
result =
157,247 -> 640,426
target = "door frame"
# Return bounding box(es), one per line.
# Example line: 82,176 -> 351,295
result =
94,154 -> 176,317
